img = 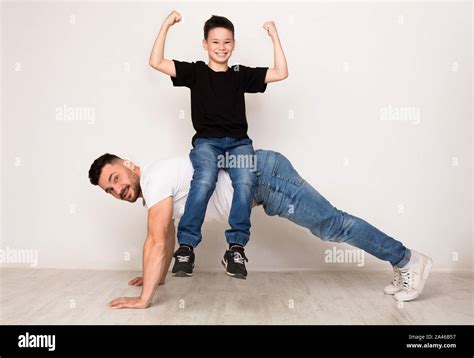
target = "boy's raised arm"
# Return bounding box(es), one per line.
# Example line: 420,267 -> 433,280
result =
263,21 -> 289,84
149,10 -> 181,77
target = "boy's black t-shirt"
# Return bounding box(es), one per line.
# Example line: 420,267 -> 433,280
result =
170,60 -> 269,144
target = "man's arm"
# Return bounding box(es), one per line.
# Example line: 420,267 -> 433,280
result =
128,220 -> 176,287
263,21 -> 289,83
159,219 -> 176,285
149,10 -> 181,77
108,196 -> 174,309
127,220 -> 175,287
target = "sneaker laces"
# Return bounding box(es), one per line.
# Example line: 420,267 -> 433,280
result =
176,255 -> 190,263
231,251 -> 248,264
173,247 -> 192,262
391,267 -> 401,287
399,268 -> 415,290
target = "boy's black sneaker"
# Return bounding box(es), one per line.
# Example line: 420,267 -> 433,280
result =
221,245 -> 248,279
172,246 -> 195,277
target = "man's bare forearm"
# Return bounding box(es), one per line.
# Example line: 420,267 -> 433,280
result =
108,198 -> 174,310
140,236 -> 171,304
159,223 -> 176,284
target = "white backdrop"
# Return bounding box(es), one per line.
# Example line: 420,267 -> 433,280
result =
1,1 -> 472,272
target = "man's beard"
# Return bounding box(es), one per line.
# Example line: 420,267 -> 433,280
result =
128,181 -> 142,202
126,172 -> 142,202
132,183 -> 142,201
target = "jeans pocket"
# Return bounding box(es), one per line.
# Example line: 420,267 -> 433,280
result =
271,153 -> 305,187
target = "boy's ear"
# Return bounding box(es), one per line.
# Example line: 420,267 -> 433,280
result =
202,38 -> 208,51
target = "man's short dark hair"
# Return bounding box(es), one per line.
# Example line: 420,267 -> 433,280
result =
204,15 -> 234,40
88,153 -> 121,185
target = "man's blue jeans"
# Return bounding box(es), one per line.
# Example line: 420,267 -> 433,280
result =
254,150 -> 411,267
177,137 -> 257,248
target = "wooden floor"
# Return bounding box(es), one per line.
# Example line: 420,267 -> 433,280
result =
1,269 -> 472,325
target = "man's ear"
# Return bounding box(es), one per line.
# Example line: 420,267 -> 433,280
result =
123,160 -> 135,170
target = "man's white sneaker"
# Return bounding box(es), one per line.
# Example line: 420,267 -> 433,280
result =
393,251 -> 433,302
384,266 -> 402,295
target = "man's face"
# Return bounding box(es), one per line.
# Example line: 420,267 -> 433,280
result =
98,160 -> 141,203
203,27 -> 235,65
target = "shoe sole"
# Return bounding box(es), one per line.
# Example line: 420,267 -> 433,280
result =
172,271 -> 193,277
221,259 -> 246,280
384,287 -> 401,295
394,257 -> 433,302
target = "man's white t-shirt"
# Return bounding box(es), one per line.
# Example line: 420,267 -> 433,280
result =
139,156 -> 234,222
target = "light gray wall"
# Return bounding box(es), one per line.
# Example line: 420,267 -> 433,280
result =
1,1 -> 472,272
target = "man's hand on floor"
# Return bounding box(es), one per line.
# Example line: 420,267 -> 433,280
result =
128,276 -> 143,286
107,296 -> 150,309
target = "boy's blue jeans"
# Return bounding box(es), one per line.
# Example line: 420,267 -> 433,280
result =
177,137 -> 257,248
254,150 -> 411,267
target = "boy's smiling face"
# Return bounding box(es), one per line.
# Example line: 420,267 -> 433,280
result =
203,27 -> 235,66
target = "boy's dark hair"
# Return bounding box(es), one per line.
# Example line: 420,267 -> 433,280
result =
88,153 -> 121,185
204,15 -> 234,40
